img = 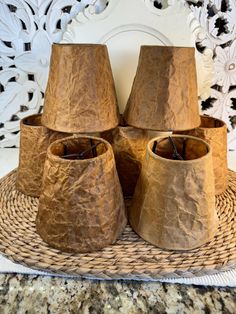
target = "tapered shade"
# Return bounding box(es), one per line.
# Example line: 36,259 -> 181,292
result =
36,136 -> 127,253
42,44 -> 119,133
178,115 -> 228,195
129,135 -> 218,250
102,126 -> 169,197
16,114 -> 68,197
124,46 -> 201,131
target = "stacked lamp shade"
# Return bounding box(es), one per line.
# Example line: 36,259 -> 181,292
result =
16,44 -> 227,253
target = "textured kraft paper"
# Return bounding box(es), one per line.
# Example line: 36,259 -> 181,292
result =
129,135 -> 219,251
102,126 -> 169,197
177,116 -> 228,195
16,114 -> 68,197
124,46 -> 200,131
42,44 -> 119,133
36,136 -> 127,253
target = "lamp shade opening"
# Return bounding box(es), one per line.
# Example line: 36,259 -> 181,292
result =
52,137 -> 108,161
200,116 -> 225,128
151,136 -> 209,161
23,114 -> 42,127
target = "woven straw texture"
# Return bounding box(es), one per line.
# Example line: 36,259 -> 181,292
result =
0,170 -> 235,280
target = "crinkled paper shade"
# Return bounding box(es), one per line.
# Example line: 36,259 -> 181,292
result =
177,116 -> 228,195
42,44 -> 119,133
36,136 -> 127,253
0,169 -> 236,279
102,126 -> 169,197
129,135 -> 219,250
16,114 -> 68,197
124,46 -> 200,131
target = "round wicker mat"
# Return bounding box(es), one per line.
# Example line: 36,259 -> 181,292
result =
0,170 -> 235,280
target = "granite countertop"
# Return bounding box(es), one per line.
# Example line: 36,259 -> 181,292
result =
0,275 -> 235,313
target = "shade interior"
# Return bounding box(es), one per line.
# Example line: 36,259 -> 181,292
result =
200,116 -> 224,128
23,115 -> 42,127
51,138 -> 108,160
152,137 -> 209,161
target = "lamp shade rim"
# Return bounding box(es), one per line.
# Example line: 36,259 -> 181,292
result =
21,113 -> 43,129
199,115 -> 227,129
124,120 -> 201,132
140,45 -> 195,50
129,219 -> 218,251
36,225 -> 126,253
147,135 -> 212,164
47,135 -> 113,165
41,116 -> 119,134
52,43 -> 107,47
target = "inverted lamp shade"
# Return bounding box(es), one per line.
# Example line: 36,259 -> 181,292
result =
124,46 -> 201,131
42,44 -> 119,133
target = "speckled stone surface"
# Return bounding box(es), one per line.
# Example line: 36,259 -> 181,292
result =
0,275 -> 235,314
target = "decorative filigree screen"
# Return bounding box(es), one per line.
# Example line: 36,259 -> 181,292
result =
0,0 -> 236,150
188,0 -> 236,150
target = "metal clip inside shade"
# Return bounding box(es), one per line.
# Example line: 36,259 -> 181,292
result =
168,137 -> 183,160
182,137 -> 187,160
90,139 -> 97,157
61,142 -> 101,160
152,137 -> 188,160
152,140 -> 158,153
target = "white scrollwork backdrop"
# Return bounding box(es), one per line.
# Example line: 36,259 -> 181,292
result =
0,0 -> 235,150
188,0 -> 236,150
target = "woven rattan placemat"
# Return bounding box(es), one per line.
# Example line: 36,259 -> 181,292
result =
0,170 -> 235,280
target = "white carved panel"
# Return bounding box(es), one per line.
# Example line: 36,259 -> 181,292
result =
0,0 -> 106,147
188,0 -> 236,150
0,0 -> 236,151
62,0 -> 214,113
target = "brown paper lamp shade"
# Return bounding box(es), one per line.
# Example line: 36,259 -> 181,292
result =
124,46 -> 201,131
36,136 -> 127,253
129,135 -> 219,250
16,114 -> 68,197
42,44 -> 119,133
102,126 -> 169,197
177,116 -> 228,195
